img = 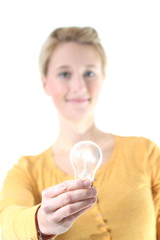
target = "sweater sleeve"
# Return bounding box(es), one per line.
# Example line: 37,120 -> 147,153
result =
147,141 -> 160,240
0,156 -> 41,240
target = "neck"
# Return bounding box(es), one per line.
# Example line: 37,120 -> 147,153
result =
54,116 -> 102,150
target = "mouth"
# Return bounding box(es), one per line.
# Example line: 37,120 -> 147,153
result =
66,98 -> 91,103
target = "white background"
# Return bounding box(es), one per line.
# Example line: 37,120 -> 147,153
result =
0,0 -> 160,188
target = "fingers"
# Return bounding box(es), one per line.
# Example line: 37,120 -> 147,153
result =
42,187 -> 97,213
54,197 -> 97,222
38,179 -> 97,236
57,204 -> 94,230
42,179 -> 92,201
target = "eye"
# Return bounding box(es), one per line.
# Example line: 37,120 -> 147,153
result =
84,71 -> 95,78
59,71 -> 71,79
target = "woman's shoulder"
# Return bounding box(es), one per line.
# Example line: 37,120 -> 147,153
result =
17,147 -> 52,168
114,134 -> 158,146
113,134 -> 159,155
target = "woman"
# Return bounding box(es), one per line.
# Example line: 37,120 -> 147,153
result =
0,27 -> 160,240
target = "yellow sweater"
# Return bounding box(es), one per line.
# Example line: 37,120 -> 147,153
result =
0,136 -> 160,240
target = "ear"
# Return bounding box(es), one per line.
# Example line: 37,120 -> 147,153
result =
41,76 -> 51,96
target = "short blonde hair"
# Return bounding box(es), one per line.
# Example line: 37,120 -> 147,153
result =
39,26 -> 107,76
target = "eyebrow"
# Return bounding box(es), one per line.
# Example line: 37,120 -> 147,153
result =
85,64 -> 97,68
57,65 -> 70,69
57,64 -> 97,70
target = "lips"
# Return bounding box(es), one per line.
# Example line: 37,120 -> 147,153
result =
66,98 -> 90,103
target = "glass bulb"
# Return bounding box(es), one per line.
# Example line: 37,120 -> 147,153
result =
70,140 -> 102,181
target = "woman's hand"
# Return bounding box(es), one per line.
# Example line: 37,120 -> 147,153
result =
37,179 -> 97,236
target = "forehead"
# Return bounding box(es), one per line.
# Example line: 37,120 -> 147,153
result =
49,42 -> 102,68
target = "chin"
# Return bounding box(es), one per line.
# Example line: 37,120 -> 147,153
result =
67,115 -> 88,122
58,105 -> 95,122
65,111 -> 93,123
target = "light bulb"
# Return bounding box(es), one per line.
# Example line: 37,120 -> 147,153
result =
70,140 -> 102,181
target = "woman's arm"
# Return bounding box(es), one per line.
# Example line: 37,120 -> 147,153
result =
0,156 -> 97,239
0,156 -> 42,239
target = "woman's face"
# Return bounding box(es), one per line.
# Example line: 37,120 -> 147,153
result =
42,42 -> 105,122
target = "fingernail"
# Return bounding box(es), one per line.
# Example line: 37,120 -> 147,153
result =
84,180 -> 91,186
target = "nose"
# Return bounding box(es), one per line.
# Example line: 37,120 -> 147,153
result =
70,75 -> 87,93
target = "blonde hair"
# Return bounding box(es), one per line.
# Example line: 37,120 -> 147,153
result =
39,26 -> 107,76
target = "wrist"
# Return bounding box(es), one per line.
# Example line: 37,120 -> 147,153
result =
35,206 -> 57,240
37,228 -> 57,240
